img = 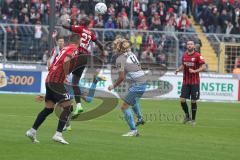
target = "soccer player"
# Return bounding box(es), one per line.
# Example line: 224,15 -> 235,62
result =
47,31 -> 65,68
175,40 -> 206,125
62,17 -> 105,115
108,38 -> 147,136
25,34 -> 81,144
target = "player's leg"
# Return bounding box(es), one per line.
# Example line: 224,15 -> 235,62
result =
52,100 -> 72,144
72,66 -> 85,114
180,85 -> 191,124
25,85 -> 55,143
190,84 -> 200,125
131,83 -> 147,126
84,70 -> 107,103
133,99 -> 145,126
121,102 -> 139,137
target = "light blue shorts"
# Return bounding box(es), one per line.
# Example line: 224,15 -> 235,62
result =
124,83 -> 147,106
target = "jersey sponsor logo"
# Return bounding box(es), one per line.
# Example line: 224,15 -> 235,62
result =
191,58 -> 195,61
183,62 -> 195,67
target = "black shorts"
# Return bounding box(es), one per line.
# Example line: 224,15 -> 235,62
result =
72,53 -> 88,77
45,83 -> 71,104
180,84 -> 200,100
72,66 -> 85,77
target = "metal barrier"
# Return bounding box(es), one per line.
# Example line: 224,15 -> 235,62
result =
1,24 -> 240,72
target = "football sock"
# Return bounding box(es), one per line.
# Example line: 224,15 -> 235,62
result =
123,108 -> 136,130
73,85 -> 81,104
132,100 -> 143,121
191,103 -> 197,121
65,106 -> 73,127
85,82 -> 97,103
181,102 -> 190,118
32,108 -> 54,130
57,106 -> 72,132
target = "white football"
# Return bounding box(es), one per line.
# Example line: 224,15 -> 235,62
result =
95,2 -> 107,15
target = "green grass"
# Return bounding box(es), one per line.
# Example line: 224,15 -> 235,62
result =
0,94 -> 240,160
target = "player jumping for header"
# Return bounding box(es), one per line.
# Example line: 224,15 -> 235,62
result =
62,17 -> 106,116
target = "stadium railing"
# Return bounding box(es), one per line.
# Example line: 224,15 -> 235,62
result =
1,23 -> 240,73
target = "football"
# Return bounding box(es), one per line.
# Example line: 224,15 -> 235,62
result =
95,2 -> 107,15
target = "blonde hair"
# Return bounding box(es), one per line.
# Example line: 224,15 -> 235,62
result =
112,38 -> 131,54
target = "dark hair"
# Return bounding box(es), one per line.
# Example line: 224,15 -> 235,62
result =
57,36 -> 64,40
69,34 -> 79,44
80,17 -> 90,26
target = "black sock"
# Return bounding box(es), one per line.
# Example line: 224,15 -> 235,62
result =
191,103 -> 197,121
57,106 -> 72,132
73,85 -> 81,104
32,108 -> 54,130
181,102 -> 189,118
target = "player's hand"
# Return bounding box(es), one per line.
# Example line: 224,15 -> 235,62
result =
108,85 -> 114,91
189,68 -> 196,73
35,95 -> 45,102
52,30 -> 58,39
175,69 -> 179,75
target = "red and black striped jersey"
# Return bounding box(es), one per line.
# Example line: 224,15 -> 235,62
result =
46,44 -> 78,83
70,25 -> 97,55
182,51 -> 205,85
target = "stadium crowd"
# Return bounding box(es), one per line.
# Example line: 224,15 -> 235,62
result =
0,0 -> 194,32
0,0 -> 239,68
194,0 -> 240,34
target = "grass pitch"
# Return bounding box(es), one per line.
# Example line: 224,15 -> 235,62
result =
0,94 -> 239,160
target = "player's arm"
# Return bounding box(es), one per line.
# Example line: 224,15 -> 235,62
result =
108,71 -> 125,91
108,58 -> 125,91
189,64 -> 206,73
63,56 -> 72,76
175,64 -> 184,75
189,55 -> 207,73
62,20 -> 82,33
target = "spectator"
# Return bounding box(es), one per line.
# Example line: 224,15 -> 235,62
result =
29,7 -> 40,24
226,21 -> 238,34
34,21 -> 43,54
218,9 -> 231,33
177,13 -> 191,32
150,12 -> 162,31
138,19 -> 148,30
208,7 -> 220,33
131,32 -> 143,57
104,18 -> 116,40
94,14 -> 104,28
164,17 -> 176,32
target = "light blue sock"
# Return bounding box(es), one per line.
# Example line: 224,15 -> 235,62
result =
123,108 -> 136,130
132,100 -> 142,121
85,82 -> 97,103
